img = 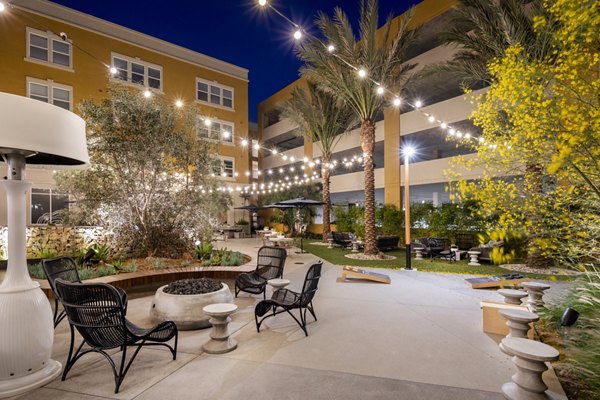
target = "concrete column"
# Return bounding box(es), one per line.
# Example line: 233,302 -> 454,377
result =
383,107 -> 401,207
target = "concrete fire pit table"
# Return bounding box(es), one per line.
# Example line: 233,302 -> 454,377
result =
150,279 -> 234,330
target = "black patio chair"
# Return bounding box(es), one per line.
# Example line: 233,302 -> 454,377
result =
332,231 -> 352,248
54,279 -> 178,394
255,260 -> 322,336
42,255 -> 128,327
235,246 -> 287,299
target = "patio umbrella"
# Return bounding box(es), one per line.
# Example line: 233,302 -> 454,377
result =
275,197 -> 324,253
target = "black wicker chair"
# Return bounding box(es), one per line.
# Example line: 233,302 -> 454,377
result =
255,260 -> 322,336
235,246 -> 287,299
42,256 -> 128,327
54,279 -> 178,394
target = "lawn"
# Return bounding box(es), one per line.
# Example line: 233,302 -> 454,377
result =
302,242 -> 573,282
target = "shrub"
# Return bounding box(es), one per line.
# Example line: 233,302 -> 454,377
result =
27,263 -> 45,279
36,249 -> 58,260
77,267 -> 95,280
96,264 -> 116,277
91,243 -> 111,263
153,258 -> 169,270
236,219 -> 249,225
121,262 -> 138,273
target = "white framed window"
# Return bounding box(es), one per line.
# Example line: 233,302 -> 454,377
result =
30,188 -> 69,225
111,53 -> 162,91
196,78 -> 234,109
27,77 -> 72,110
198,119 -> 234,143
252,160 -> 259,179
251,140 -> 259,158
26,27 -> 72,70
214,157 -> 235,179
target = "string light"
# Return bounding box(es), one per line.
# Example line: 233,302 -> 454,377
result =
293,29 -> 302,40
327,44 -> 335,52
376,86 -> 384,95
143,89 -> 152,98
258,0 -> 267,6
357,68 -> 367,78
393,97 -> 401,107
175,100 -> 183,108
241,139 -> 248,146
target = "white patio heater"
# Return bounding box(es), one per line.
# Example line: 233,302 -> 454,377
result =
0,92 -> 88,398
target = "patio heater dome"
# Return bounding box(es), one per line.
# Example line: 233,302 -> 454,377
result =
0,92 -> 88,398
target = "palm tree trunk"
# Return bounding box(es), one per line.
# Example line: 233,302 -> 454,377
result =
321,158 -> 331,243
361,119 -> 378,255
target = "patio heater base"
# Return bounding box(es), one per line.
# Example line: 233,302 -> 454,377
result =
0,180 -> 61,398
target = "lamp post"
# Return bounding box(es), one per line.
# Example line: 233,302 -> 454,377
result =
403,147 -> 415,270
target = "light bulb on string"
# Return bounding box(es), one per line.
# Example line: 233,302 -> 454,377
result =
357,68 -> 367,78
109,66 -> 118,74
376,86 -> 384,95
253,143 -> 260,151
204,118 -> 212,127
414,100 -> 423,108
241,139 -> 248,146
271,149 -> 278,155
293,29 -> 302,40
441,122 -> 447,129
393,97 -> 401,107
258,0 -> 267,7
327,44 -> 335,52
175,100 -> 183,108
143,89 -> 152,98
428,115 -> 435,123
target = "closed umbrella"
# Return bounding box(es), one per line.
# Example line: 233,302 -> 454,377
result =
275,197 -> 324,253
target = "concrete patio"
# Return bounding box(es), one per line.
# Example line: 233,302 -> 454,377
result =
12,238 -> 567,399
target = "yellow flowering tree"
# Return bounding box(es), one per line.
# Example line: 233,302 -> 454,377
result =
449,0 -> 599,269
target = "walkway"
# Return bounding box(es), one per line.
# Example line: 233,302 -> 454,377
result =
14,238 -> 567,399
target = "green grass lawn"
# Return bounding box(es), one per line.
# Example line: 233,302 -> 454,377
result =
302,242 -> 573,282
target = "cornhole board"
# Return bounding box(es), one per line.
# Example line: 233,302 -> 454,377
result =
465,275 -> 529,289
338,266 -> 391,284
480,301 -> 534,338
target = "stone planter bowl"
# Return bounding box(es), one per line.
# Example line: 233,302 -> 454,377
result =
150,283 -> 234,330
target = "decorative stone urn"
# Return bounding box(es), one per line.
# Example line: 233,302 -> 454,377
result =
150,281 -> 234,330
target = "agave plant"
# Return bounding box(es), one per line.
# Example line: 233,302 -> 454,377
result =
297,0 -> 418,254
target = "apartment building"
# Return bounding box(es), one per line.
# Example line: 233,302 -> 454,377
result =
0,0 -> 252,226
257,0 -> 486,232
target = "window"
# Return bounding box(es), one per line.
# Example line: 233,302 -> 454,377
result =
111,53 -> 162,90
196,78 -> 234,109
198,119 -> 234,143
252,160 -> 259,179
27,28 -> 72,69
27,78 -> 72,110
30,188 -> 69,224
251,140 -> 259,158
214,157 -> 235,178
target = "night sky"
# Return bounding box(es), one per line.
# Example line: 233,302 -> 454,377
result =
50,0 -> 418,122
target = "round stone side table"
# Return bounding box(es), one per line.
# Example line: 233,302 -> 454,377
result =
414,247 -> 424,261
521,282 -> 551,313
202,303 -> 238,354
267,278 -> 290,294
467,251 -> 481,266
500,337 -> 561,400
498,289 -> 528,305
499,308 -> 539,339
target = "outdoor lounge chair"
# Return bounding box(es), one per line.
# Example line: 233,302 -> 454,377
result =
235,246 -> 287,299
255,260 -> 322,336
42,255 -> 128,327
54,279 -> 178,394
332,231 -> 353,248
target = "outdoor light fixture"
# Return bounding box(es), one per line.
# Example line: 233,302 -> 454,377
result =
357,68 -> 367,78
393,97 -> 401,107
293,29 -> 302,40
175,100 -> 183,108
0,92 -> 89,397
403,146 -> 415,270
560,307 -> 579,327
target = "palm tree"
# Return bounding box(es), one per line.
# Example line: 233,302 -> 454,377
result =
280,82 -> 355,243
298,0 -> 418,255
432,0 -> 555,269
429,0 -> 552,87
